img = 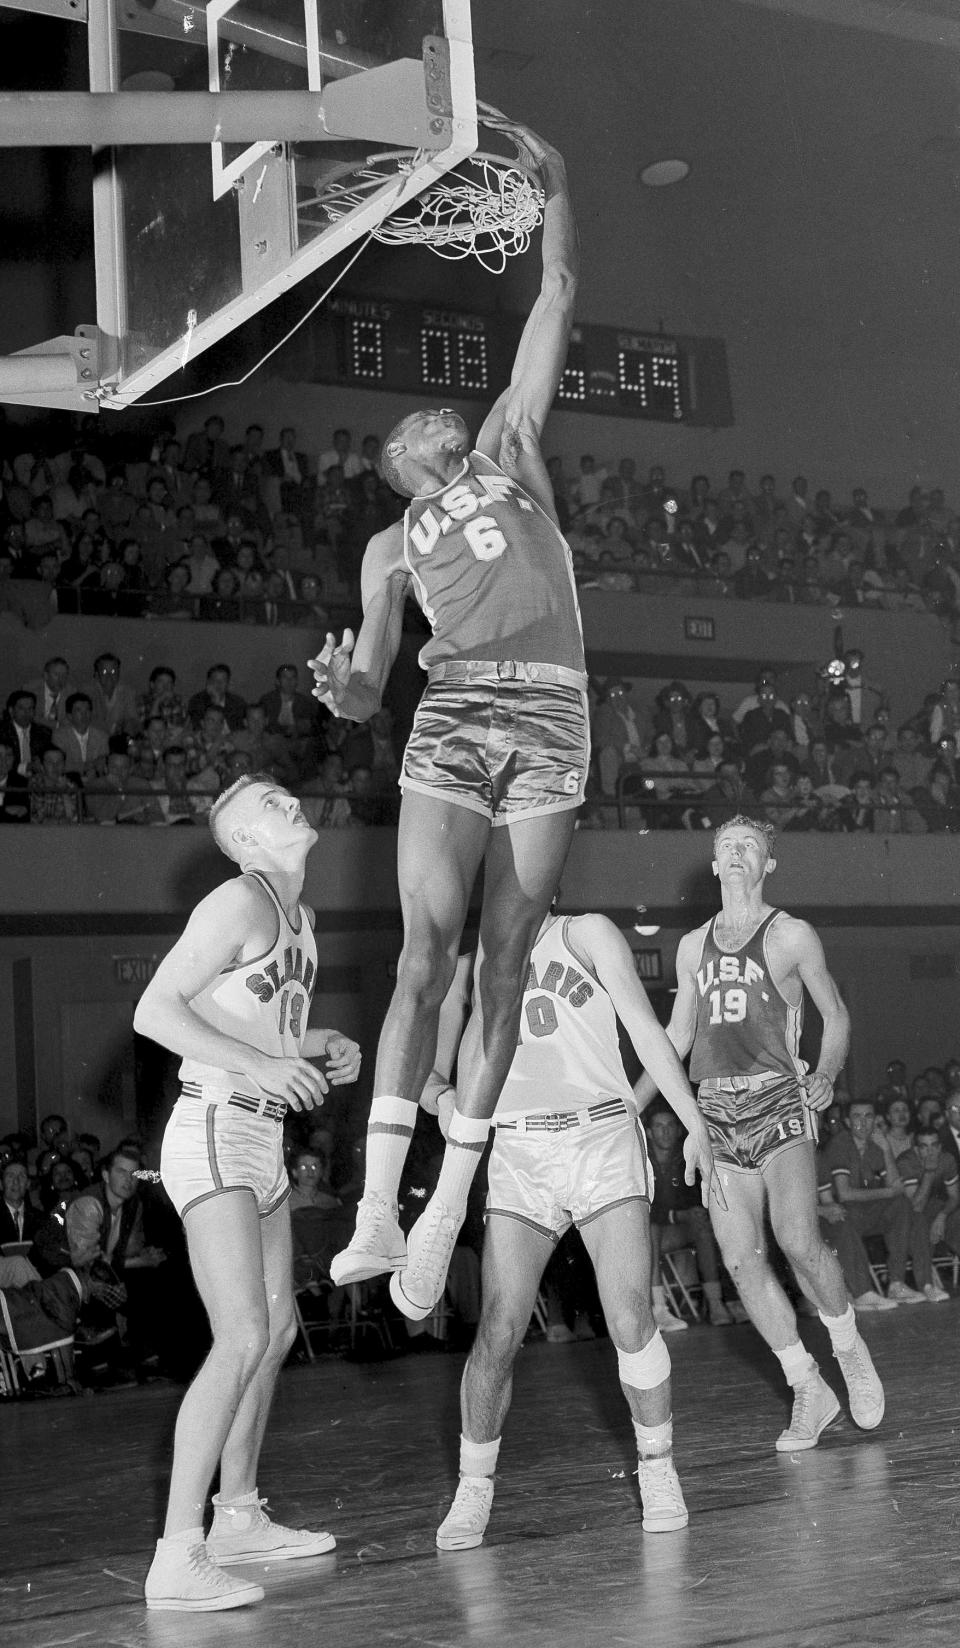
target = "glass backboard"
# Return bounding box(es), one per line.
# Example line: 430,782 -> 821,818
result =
91,0 -> 476,407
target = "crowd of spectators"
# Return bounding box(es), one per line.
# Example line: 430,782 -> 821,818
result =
1,416 -> 399,625
0,648 -> 403,825
552,458 -> 960,619
587,659 -> 960,832
3,416 -> 958,626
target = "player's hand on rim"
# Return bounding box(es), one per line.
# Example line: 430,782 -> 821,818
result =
802,1071 -> 834,1113
254,1054 -> 328,1110
478,103 -> 559,174
307,629 -> 355,710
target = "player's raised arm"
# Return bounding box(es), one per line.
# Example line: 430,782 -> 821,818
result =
133,881 -> 327,1109
572,915 -> 721,1205
780,917 -> 850,1111
307,531 -> 408,721
475,120 -> 579,517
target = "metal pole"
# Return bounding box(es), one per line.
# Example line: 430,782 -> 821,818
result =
88,0 -> 125,388
0,355 -> 77,393
0,89 -> 356,145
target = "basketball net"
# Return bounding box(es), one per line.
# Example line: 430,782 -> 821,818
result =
316,150 -> 545,275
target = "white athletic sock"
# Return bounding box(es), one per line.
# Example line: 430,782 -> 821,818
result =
212,1488 -> 259,1508
633,1418 -> 673,1459
819,1303 -> 857,1353
363,1094 -> 418,1203
460,1435 -> 501,1478
778,1340 -> 817,1387
431,1110 -> 490,1213
160,1526 -> 205,1547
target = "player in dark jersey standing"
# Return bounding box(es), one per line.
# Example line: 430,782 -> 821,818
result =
636,815 -> 885,1451
309,118 -> 588,1320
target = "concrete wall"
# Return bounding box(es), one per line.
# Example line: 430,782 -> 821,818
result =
3,587 -> 953,728
3,827 -> 959,1143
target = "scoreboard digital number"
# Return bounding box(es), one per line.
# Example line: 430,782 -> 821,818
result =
308,297 -> 731,427
557,327 -> 685,420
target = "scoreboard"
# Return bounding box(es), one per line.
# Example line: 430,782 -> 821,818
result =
305,296 -> 732,427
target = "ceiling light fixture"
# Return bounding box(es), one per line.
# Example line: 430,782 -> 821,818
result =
640,159 -> 690,188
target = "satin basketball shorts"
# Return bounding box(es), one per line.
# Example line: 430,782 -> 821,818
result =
400,664 -> 590,826
696,1072 -> 816,1175
486,1107 -> 653,1242
160,1089 -> 290,1220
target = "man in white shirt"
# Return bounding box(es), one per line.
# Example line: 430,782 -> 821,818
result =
318,426 -> 363,481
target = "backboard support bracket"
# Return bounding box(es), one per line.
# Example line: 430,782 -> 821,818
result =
0,325 -> 101,411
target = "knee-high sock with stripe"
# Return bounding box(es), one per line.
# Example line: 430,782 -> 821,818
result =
431,1110 -> 491,1213
363,1094 -> 419,1206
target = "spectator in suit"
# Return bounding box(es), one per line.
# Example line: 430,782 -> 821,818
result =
0,738 -> 29,821
86,653 -> 140,740
259,663 -> 318,764
265,426 -> 313,518
54,692 -> 110,781
737,680 -> 792,751
24,656 -> 75,730
186,663 -> 247,732
1,689 -> 53,777
1,1160 -> 42,1247
182,413 -> 230,476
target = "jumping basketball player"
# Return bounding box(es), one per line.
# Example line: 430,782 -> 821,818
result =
636,815 -> 884,1451
309,118 -> 588,1320
134,775 -> 361,1611
422,906 -> 719,1548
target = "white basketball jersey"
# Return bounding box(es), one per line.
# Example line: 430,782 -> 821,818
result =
496,916 -> 634,1116
179,870 -> 317,1097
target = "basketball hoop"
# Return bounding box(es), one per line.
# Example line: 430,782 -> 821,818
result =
304,138 -> 545,275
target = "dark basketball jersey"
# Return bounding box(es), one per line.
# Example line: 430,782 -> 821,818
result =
688,909 -> 805,1082
402,451 -> 586,672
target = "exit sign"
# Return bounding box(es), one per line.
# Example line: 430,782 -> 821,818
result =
684,615 -> 715,641
633,950 -> 662,982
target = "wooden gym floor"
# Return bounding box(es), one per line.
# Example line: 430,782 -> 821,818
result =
1,1305 -> 958,1648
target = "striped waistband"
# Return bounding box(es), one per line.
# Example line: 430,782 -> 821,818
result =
181,1082 -> 287,1123
495,1098 -> 629,1134
426,659 -> 588,691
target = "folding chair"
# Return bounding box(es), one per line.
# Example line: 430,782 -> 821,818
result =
0,1277 -> 77,1393
660,1247 -> 703,1321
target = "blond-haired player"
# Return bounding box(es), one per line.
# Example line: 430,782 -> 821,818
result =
636,815 -> 884,1451
135,774 -> 360,1612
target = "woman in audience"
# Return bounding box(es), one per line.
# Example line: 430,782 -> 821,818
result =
882,1096 -> 915,1161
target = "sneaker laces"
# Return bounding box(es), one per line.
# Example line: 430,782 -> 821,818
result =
407,1201 -> 458,1295
449,1478 -> 492,1530
185,1543 -> 234,1589
638,1455 -> 685,1514
835,1341 -> 870,1382
787,1377 -> 820,1433
353,1194 -> 392,1245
